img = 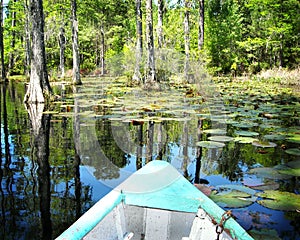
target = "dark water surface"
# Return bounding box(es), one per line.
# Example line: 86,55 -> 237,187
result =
0,78 -> 299,240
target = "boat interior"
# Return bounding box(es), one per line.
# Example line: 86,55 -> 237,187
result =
84,203 -> 232,240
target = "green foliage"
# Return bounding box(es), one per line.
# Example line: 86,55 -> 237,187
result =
2,0 -> 300,77
205,0 -> 244,75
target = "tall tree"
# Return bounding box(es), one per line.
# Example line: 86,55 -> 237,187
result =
0,0 -> 6,81
59,26 -> 66,78
71,0 -> 81,85
184,0 -> 190,80
24,0 -> 31,77
57,1 -> 67,79
133,0 -> 143,82
24,0 -> 52,103
100,25 -> 105,75
7,0 -> 17,76
157,0 -> 164,49
145,0 -> 156,83
198,0 -> 204,50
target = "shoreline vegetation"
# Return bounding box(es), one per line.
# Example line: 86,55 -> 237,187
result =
4,67 -> 300,92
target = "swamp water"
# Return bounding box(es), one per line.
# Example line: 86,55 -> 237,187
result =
0,77 -> 299,240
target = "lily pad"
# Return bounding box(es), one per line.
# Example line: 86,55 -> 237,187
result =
235,130 -> 259,137
248,167 -> 291,180
256,190 -> 300,211
252,141 -> 277,148
263,134 -> 286,141
210,191 -> 255,208
216,184 -> 256,195
209,185 -> 257,208
285,148 -> 300,156
234,137 -> 259,144
249,229 -> 281,240
194,184 -> 212,196
287,159 -> 300,168
202,128 -> 227,135
232,122 -> 259,128
287,134 -> 300,144
250,183 -> 280,191
278,166 -> 300,177
196,141 -> 225,149
207,136 -> 234,142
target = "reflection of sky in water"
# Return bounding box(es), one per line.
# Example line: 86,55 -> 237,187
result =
79,166 -> 111,201
55,165 -> 127,201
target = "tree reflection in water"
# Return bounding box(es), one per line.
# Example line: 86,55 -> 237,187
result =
1,79 -> 300,239
0,82 -> 94,239
26,103 -> 52,240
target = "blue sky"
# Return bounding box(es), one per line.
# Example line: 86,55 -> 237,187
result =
3,0 -> 9,18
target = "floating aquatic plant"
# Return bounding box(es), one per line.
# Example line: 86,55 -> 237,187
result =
248,167 -> 291,180
196,141 -> 225,148
263,134 -> 286,141
235,130 -> 259,137
256,190 -> 300,211
285,148 -> 300,156
252,141 -> 277,148
202,128 -> 227,135
234,136 -> 259,143
209,185 -> 257,208
207,135 -> 234,142
287,134 -> 300,144
249,229 -> 281,240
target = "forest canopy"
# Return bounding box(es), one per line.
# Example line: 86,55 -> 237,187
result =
2,0 -> 300,78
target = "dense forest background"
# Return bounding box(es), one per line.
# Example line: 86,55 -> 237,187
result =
2,0 -> 300,78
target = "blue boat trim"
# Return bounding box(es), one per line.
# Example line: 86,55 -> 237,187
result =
56,190 -> 123,240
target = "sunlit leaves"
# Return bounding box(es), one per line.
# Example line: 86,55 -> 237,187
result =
252,141 -> 277,148
256,190 -> 300,211
196,141 -> 225,149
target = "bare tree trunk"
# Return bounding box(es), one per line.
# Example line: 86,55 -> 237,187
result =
71,0 -> 81,85
24,0 -> 52,103
184,0 -> 190,81
198,0 -> 204,50
100,25 -> 105,75
8,0 -> 17,77
145,0 -> 156,84
133,0 -> 143,82
24,0 -> 31,78
157,0 -> 164,49
59,27 -> 66,78
0,0 -> 6,81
